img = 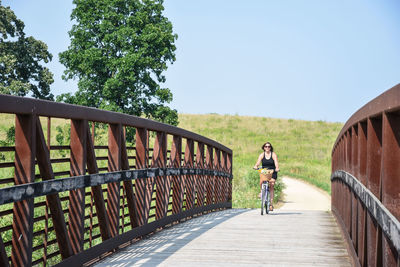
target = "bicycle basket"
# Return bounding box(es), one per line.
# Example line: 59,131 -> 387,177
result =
259,169 -> 274,182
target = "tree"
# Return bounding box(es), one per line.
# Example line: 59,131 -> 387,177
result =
58,0 -> 178,125
0,1 -> 54,100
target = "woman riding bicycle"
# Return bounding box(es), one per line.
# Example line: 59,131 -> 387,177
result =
253,141 -> 280,211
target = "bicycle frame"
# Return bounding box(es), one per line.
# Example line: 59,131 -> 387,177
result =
261,180 -> 271,215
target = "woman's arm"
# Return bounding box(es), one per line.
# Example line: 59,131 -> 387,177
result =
253,153 -> 263,169
273,152 -> 280,172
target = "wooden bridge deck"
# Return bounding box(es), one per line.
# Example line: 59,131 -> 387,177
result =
94,208 -> 352,266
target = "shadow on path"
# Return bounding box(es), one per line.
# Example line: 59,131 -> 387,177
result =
94,209 -> 248,267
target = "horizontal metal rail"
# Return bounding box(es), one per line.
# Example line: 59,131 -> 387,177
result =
0,168 -> 232,205
331,170 -> 400,255
331,83 -> 400,266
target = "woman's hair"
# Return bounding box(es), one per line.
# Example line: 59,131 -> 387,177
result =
261,142 -> 274,152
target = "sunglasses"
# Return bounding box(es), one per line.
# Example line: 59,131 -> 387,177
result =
264,145 -> 271,148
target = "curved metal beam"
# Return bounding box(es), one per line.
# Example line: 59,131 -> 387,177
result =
0,167 -> 233,205
333,83 -> 400,151
0,94 -> 232,154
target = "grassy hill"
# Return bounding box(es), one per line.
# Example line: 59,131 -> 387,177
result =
178,114 -> 343,208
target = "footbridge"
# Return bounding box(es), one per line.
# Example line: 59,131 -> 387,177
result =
0,84 -> 399,266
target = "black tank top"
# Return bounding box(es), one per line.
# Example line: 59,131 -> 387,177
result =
262,152 -> 275,170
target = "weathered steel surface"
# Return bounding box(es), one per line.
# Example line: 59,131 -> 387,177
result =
332,171 -> 400,255
154,131 -> 169,220
195,142 -> 205,207
0,168 -> 232,205
213,148 -> 221,203
0,94 -> 231,154
11,114 -> 35,266
184,139 -> 195,210
332,84 -> 400,266
35,117 -> 73,259
382,112 -> 400,266
86,127 -> 112,241
68,119 -> 87,253
107,123 -> 121,237
0,94 -> 233,266
94,209 -> 352,267
171,135 -> 183,215
333,83 -> 400,148
134,127 -> 150,226
0,235 -> 8,267
120,127 -> 138,229
205,145 -> 214,205
357,121 -> 367,266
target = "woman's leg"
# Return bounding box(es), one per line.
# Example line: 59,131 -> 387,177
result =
269,178 -> 276,208
259,174 -> 265,188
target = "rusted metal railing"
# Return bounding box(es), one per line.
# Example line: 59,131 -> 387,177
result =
331,84 -> 400,267
0,95 -> 233,266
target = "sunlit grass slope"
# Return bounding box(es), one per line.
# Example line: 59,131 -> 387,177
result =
178,114 -> 343,208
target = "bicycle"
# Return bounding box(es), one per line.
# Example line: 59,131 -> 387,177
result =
254,168 -> 274,215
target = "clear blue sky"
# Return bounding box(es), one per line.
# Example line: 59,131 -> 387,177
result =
4,0 -> 400,123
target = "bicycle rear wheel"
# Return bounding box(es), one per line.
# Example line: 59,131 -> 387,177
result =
264,189 -> 269,214
261,186 -> 266,215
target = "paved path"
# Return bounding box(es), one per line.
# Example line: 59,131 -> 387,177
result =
280,176 -> 331,211
94,178 -> 352,266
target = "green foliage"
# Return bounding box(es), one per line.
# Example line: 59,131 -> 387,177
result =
56,124 -> 71,157
1,125 -> 14,145
58,0 -> 178,125
0,125 -> 14,161
0,1 -> 54,100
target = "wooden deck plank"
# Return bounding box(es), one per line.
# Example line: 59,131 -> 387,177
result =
94,209 -> 352,266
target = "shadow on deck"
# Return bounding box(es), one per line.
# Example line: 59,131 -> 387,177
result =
94,209 -> 247,266
94,208 -> 352,267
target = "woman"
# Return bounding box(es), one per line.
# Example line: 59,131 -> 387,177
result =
253,142 -> 280,211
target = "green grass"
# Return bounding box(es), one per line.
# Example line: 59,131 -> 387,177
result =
177,114 -> 343,208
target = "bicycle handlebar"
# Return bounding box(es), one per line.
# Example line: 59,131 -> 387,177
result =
253,167 -> 279,172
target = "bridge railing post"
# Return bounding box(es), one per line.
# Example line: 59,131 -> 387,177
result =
213,148 -> 220,204
366,116 -> 383,266
135,127 -> 149,226
206,145 -> 214,205
86,125 -> 112,241
382,112 -> 400,266
11,114 -> 36,266
171,135 -> 183,214
68,119 -> 87,253
196,142 -> 205,207
154,131 -> 168,220
184,138 -> 195,210
357,121 -> 367,266
227,153 -> 232,204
